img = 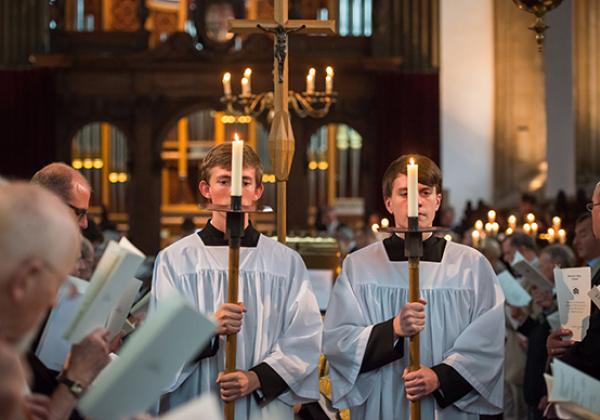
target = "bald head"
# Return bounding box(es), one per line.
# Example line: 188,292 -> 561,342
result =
0,182 -> 80,345
31,162 -> 91,229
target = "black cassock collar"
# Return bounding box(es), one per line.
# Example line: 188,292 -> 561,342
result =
198,220 -> 260,248
383,233 -> 447,263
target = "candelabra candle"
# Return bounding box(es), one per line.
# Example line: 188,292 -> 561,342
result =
523,223 -> 531,234
326,66 -> 334,94
474,220 -> 484,232
471,230 -> 480,248
223,72 -> 232,96
243,68 -> 252,93
526,213 -> 535,224
325,75 -> 332,94
487,210 -> 496,223
508,214 -> 517,229
552,216 -> 561,231
547,227 -> 556,243
558,229 -> 566,244
241,77 -> 250,96
306,73 -> 315,94
531,222 -> 538,235
492,222 -> 499,235
485,222 -> 493,234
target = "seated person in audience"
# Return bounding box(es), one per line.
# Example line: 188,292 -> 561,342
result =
547,183 -> 600,380
0,182 -> 111,420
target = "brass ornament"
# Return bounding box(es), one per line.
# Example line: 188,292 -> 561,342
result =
512,0 -> 565,51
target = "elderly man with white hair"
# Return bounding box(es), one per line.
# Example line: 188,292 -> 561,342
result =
0,182 -> 111,420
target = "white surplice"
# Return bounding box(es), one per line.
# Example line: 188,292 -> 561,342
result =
151,233 -> 323,420
323,240 -> 505,420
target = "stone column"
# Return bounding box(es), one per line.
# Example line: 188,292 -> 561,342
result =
545,0 -> 576,198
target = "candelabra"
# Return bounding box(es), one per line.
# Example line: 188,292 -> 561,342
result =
221,67 -> 337,120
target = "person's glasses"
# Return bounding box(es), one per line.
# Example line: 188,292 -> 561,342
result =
585,202 -> 600,212
67,204 -> 88,220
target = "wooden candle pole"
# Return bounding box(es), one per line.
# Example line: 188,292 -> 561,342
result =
224,197 -> 243,420
405,216 -> 422,420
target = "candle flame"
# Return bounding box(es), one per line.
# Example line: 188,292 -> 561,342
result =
308,67 -> 316,76
234,133 -> 240,141
326,66 -> 334,77
241,77 -> 248,85
223,72 -> 231,82
409,157 -> 415,166
243,67 -> 252,78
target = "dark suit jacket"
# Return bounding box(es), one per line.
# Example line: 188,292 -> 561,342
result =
558,268 -> 600,379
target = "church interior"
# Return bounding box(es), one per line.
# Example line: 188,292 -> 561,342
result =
5,0 -> 598,254
1,1 -> 600,419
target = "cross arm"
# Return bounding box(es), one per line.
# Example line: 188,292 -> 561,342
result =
229,19 -> 336,35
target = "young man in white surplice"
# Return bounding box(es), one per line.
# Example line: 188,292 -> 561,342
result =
151,143 -> 322,420
323,154 -> 505,420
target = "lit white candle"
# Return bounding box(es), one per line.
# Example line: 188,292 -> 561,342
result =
241,77 -> 250,96
485,222 -> 493,234
222,72 -> 232,96
306,73 -> 315,94
231,134 -> 244,197
558,229 -> 566,244
243,67 -> 252,93
325,75 -> 333,94
508,214 -> 517,229
552,216 -> 561,230
407,158 -> 418,218
325,66 -> 334,94
471,230 -> 480,248
531,222 -> 538,235
475,220 -> 484,232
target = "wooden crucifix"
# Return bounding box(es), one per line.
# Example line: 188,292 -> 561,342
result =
229,2 -> 335,244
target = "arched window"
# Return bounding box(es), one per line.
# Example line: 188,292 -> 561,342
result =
71,122 -> 129,214
307,123 -> 363,225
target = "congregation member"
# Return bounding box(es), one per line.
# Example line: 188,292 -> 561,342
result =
547,182 -> 600,380
0,182 -> 110,420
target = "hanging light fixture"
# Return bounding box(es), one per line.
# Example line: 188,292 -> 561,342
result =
512,0 -> 565,51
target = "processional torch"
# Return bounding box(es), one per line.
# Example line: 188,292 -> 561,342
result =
381,158 -> 445,420
205,136 -> 272,420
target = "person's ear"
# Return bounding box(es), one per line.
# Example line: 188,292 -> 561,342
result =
384,196 -> 393,214
8,259 -> 43,303
199,180 -> 211,200
253,183 -> 264,201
